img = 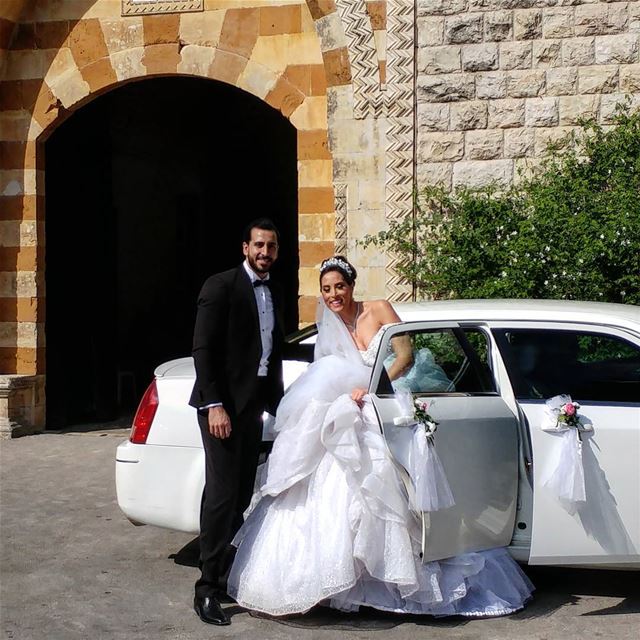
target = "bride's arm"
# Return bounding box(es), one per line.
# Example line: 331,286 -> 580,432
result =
370,300 -> 414,381
388,335 -> 414,380
351,300 -> 413,406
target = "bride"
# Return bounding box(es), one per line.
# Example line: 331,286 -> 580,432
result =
227,256 -> 534,617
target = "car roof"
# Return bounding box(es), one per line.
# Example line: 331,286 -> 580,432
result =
155,300 -> 640,378
393,299 -> 640,331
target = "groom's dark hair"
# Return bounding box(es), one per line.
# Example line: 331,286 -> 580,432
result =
243,218 -> 280,244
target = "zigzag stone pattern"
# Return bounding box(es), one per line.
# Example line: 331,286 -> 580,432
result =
385,0 -> 415,302
334,183 -> 348,256
121,0 -> 203,15
336,0 -> 383,119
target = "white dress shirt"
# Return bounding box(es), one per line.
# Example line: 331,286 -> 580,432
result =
242,260 -> 274,377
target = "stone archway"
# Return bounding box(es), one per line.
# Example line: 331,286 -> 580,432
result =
1,0 -> 413,435
2,0 -> 350,359
0,3 -> 343,433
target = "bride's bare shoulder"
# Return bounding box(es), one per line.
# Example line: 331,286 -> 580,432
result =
363,299 -> 393,312
362,299 -> 401,324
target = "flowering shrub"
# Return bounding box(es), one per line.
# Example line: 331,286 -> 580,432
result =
363,105 -> 640,304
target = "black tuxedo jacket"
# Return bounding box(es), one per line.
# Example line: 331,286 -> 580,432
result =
189,265 -> 284,417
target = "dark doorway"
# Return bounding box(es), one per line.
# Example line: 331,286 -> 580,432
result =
45,77 -> 298,428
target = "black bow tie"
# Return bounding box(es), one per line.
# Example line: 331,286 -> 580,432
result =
253,279 -> 271,288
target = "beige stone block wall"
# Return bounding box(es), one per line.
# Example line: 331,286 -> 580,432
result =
417,0 -> 640,190
327,103 -> 387,279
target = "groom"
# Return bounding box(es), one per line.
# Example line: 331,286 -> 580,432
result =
189,218 -> 284,625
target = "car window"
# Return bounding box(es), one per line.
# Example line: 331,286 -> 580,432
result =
377,327 -> 495,395
284,324 -> 317,362
494,328 -> 640,403
285,324 -> 317,345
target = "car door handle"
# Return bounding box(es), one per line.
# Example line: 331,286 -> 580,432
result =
393,415 -> 417,426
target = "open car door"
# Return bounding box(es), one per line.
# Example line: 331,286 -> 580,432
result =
369,322 -> 521,562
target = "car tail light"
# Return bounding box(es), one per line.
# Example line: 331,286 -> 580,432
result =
130,380 -> 159,444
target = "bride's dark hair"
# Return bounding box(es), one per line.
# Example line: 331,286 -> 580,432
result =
319,255 -> 357,286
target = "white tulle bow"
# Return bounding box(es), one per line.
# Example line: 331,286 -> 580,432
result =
540,394 -> 593,505
394,390 -> 455,513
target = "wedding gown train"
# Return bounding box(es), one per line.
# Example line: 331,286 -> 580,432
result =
227,306 -> 534,617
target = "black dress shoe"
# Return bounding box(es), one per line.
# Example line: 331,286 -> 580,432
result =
193,594 -> 230,626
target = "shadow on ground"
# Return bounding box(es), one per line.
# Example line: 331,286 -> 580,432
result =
47,414 -> 135,435
170,537 -> 200,568
522,566 -> 640,618
167,537 -> 640,629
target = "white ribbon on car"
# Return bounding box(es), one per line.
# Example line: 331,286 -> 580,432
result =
540,394 -> 593,506
393,390 -> 455,513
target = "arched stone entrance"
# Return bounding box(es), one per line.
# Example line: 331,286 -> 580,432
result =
44,76 -> 298,427
1,0 -> 409,436
0,3 -> 341,433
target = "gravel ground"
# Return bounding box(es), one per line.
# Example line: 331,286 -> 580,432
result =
1,430 -> 638,640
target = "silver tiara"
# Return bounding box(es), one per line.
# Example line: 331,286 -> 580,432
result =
320,257 -> 353,278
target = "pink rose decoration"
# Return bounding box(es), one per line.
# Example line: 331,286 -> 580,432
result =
563,403 -> 576,416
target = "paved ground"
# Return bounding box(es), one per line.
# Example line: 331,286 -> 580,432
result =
1,430 -> 638,640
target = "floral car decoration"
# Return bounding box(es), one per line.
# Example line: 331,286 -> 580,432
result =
413,398 -> 438,441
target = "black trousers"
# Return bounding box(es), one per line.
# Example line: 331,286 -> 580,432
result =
195,386 -> 265,597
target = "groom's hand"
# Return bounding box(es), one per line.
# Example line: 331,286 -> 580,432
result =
208,406 -> 232,439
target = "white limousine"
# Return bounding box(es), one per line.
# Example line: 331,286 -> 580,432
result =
116,299 -> 640,569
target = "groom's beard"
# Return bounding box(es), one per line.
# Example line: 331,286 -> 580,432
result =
247,255 -> 273,274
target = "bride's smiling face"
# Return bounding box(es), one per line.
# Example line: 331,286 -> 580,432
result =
320,270 -> 354,313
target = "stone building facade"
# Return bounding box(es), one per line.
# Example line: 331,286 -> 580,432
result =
0,0 -> 638,436
416,1 -> 640,189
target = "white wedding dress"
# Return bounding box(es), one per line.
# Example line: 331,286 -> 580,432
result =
227,303 -> 534,617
